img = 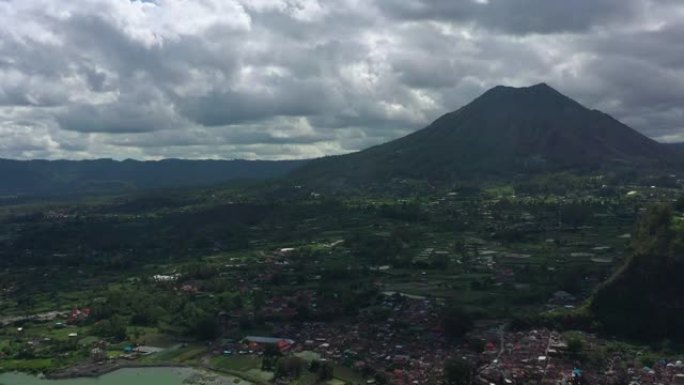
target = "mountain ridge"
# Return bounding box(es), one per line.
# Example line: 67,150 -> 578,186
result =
0,158 -> 308,196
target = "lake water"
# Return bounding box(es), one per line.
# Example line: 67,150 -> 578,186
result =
0,367 -> 250,385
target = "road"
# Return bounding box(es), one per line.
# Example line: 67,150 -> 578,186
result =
0,310 -> 67,326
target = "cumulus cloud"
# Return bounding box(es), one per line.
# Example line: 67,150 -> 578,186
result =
0,0 -> 684,159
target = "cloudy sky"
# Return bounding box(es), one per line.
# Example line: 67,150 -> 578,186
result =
1,0 -> 684,160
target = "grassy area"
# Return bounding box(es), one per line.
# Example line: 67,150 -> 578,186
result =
148,344 -> 207,363
0,358 -> 54,372
209,355 -> 273,384
333,365 -> 364,384
210,355 -> 262,371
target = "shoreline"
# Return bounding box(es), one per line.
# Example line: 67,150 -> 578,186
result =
42,360 -> 265,384
44,361 -> 188,380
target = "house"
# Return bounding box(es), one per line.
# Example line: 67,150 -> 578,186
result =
276,339 -> 292,352
549,291 -> 576,306
152,274 -> 179,282
90,347 -> 106,362
67,307 -> 91,324
243,336 -> 295,352
135,346 -> 164,355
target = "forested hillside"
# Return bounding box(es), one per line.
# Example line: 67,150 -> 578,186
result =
0,158 -> 307,196
591,202 -> 684,341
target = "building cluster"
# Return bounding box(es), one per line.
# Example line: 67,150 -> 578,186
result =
474,329 -> 684,385
601,356 -> 684,385
477,329 -> 579,385
220,294 -> 456,384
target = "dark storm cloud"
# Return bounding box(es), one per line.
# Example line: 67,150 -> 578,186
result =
376,0 -> 643,35
56,100 -> 177,133
175,81 -> 339,127
1,0 -> 684,159
105,121 -> 336,148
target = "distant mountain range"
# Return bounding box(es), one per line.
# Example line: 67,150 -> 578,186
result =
293,83 -> 682,184
0,158 -> 307,196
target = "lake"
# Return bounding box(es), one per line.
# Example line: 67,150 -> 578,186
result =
0,367 -> 251,385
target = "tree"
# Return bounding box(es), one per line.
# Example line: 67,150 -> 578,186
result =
262,344 -> 282,370
445,357 -> 474,385
92,315 -> 128,341
565,334 -> 585,358
374,372 -> 390,385
188,314 -> 219,340
432,252 -> 450,269
318,361 -> 334,381
674,195 -> 684,212
131,300 -> 161,326
276,356 -> 306,379
15,292 -> 35,320
560,202 -> 593,228
232,295 -> 244,309
176,302 -> 219,340
105,316 -> 126,341
442,305 -> 474,341
631,204 -> 673,256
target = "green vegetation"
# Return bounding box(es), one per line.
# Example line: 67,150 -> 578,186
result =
591,203 -> 684,341
444,357 -> 475,385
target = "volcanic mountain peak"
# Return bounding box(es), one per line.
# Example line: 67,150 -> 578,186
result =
464,82 -> 585,115
292,83 -> 675,184
486,82 -> 558,95
478,82 -> 567,100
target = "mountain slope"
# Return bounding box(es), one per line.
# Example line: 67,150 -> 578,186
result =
665,142 -> 684,161
293,83 -> 673,184
0,158 -> 308,196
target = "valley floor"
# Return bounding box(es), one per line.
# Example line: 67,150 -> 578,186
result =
2,176 -> 684,384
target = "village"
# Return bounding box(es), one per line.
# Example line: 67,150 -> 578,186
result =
5,241 -> 684,385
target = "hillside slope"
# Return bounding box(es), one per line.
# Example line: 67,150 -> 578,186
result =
591,205 -> 684,341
